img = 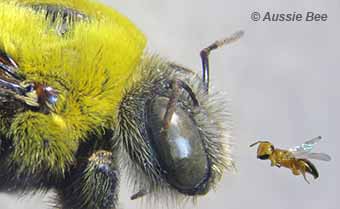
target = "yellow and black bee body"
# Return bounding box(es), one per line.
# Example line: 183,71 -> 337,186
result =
0,0 -> 239,208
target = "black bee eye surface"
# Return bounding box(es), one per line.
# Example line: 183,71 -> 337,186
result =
146,96 -> 209,194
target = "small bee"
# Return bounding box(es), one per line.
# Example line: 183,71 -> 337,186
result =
0,0 -> 243,208
250,136 -> 331,183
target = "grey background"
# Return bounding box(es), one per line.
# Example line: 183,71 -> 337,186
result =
0,0 -> 339,208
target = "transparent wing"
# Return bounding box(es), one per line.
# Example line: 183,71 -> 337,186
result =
289,136 -> 331,161
303,153 -> 331,161
289,136 -> 322,153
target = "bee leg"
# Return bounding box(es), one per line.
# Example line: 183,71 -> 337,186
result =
301,170 -> 310,184
56,150 -> 119,209
298,159 -> 319,182
291,168 -> 300,176
200,30 -> 244,92
269,156 -> 277,167
290,161 -> 301,176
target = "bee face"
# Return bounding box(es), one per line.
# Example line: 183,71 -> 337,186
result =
256,142 -> 274,160
116,57 -> 233,198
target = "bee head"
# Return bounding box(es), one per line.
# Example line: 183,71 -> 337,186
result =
116,56 -> 233,200
250,141 -> 274,160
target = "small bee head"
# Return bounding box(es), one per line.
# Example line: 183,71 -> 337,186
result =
250,141 -> 274,160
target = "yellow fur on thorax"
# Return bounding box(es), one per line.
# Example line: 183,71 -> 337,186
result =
0,0 -> 146,134
0,0 -> 147,172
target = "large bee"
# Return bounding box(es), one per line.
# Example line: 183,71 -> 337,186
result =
250,136 -> 331,183
0,0 -> 243,208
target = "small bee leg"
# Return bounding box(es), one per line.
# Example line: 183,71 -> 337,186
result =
56,150 -> 119,209
290,161 -> 301,176
301,170 -> 310,184
291,168 -> 300,176
269,156 -> 277,167
298,159 -> 319,182
200,30 -> 244,92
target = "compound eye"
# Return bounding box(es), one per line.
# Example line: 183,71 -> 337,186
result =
146,96 -> 210,195
258,154 -> 270,160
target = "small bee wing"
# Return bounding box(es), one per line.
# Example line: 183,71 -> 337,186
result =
290,136 -> 331,161
293,152 -> 332,161
292,150 -> 331,161
305,153 -> 331,161
289,136 -> 322,153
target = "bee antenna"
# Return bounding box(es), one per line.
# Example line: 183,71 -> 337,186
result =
249,141 -> 261,147
200,30 -> 244,92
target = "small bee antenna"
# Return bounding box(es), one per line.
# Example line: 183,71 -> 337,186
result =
249,141 -> 262,147
305,136 -> 323,145
312,136 -> 322,140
